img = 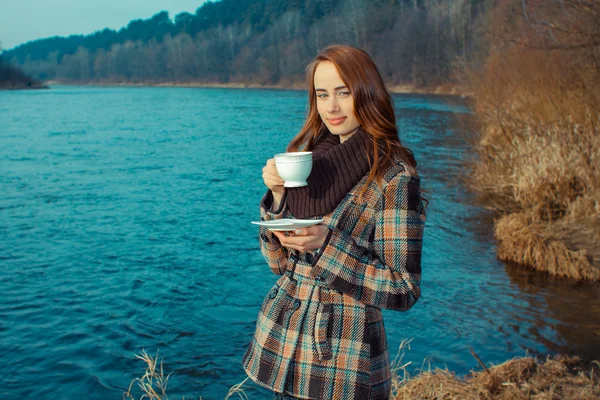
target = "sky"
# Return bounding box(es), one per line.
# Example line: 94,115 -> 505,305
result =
0,0 -> 211,50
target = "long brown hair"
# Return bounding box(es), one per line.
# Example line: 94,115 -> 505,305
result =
288,45 -> 420,198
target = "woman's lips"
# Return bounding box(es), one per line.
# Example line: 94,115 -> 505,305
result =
327,117 -> 346,126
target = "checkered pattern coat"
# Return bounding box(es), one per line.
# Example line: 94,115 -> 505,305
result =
242,158 -> 426,400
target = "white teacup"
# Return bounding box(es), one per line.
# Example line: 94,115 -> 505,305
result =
274,152 -> 313,187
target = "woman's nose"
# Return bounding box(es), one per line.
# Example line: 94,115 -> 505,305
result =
326,97 -> 340,113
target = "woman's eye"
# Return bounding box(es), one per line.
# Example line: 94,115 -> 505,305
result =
338,91 -> 350,97
317,93 -> 328,98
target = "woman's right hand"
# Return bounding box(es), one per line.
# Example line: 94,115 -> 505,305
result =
262,159 -> 285,209
262,158 -> 284,193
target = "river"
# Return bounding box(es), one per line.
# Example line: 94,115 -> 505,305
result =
1,85 -> 599,399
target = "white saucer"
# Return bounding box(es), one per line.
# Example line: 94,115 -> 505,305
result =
251,218 -> 324,231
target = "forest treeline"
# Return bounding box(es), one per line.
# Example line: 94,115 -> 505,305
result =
2,0 -> 495,86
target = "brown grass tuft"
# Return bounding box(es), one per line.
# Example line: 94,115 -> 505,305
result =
494,211 -> 600,281
391,346 -> 600,400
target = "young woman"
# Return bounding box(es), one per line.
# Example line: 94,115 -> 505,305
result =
242,45 -> 427,400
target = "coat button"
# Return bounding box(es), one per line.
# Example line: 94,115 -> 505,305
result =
269,288 -> 278,299
293,299 -> 301,309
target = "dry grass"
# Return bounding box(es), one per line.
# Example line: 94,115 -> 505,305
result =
494,211 -> 600,280
123,349 -> 249,400
124,344 -> 599,399
124,350 -> 173,400
464,0 -> 600,280
391,342 -> 600,400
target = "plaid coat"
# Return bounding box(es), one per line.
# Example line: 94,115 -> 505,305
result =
242,158 -> 426,400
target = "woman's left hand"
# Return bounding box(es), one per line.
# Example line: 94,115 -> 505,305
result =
272,225 -> 330,252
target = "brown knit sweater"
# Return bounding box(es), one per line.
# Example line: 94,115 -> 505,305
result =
285,128 -> 371,219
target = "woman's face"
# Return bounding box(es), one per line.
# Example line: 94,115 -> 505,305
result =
314,61 -> 361,143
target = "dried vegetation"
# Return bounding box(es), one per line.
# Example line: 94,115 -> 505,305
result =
124,344 -> 600,400
465,0 -> 600,280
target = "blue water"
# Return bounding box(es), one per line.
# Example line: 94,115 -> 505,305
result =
1,86 -> 599,399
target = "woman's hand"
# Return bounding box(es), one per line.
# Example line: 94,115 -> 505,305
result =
272,225 -> 330,252
262,158 -> 284,194
262,158 -> 285,210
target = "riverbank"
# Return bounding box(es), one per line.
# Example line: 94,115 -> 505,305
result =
392,348 -> 600,399
125,347 -> 600,399
43,80 -> 472,97
0,59 -> 48,90
401,355 -> 599,398
0,81 -> 48,90
464,0 -> 600,281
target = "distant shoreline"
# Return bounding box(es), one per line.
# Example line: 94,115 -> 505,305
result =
0,82 -> 49,90
44,80 -> 473,97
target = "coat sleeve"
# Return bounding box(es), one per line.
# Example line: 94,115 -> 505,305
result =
258,190 -> 289,276
309,170 -> 425,311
